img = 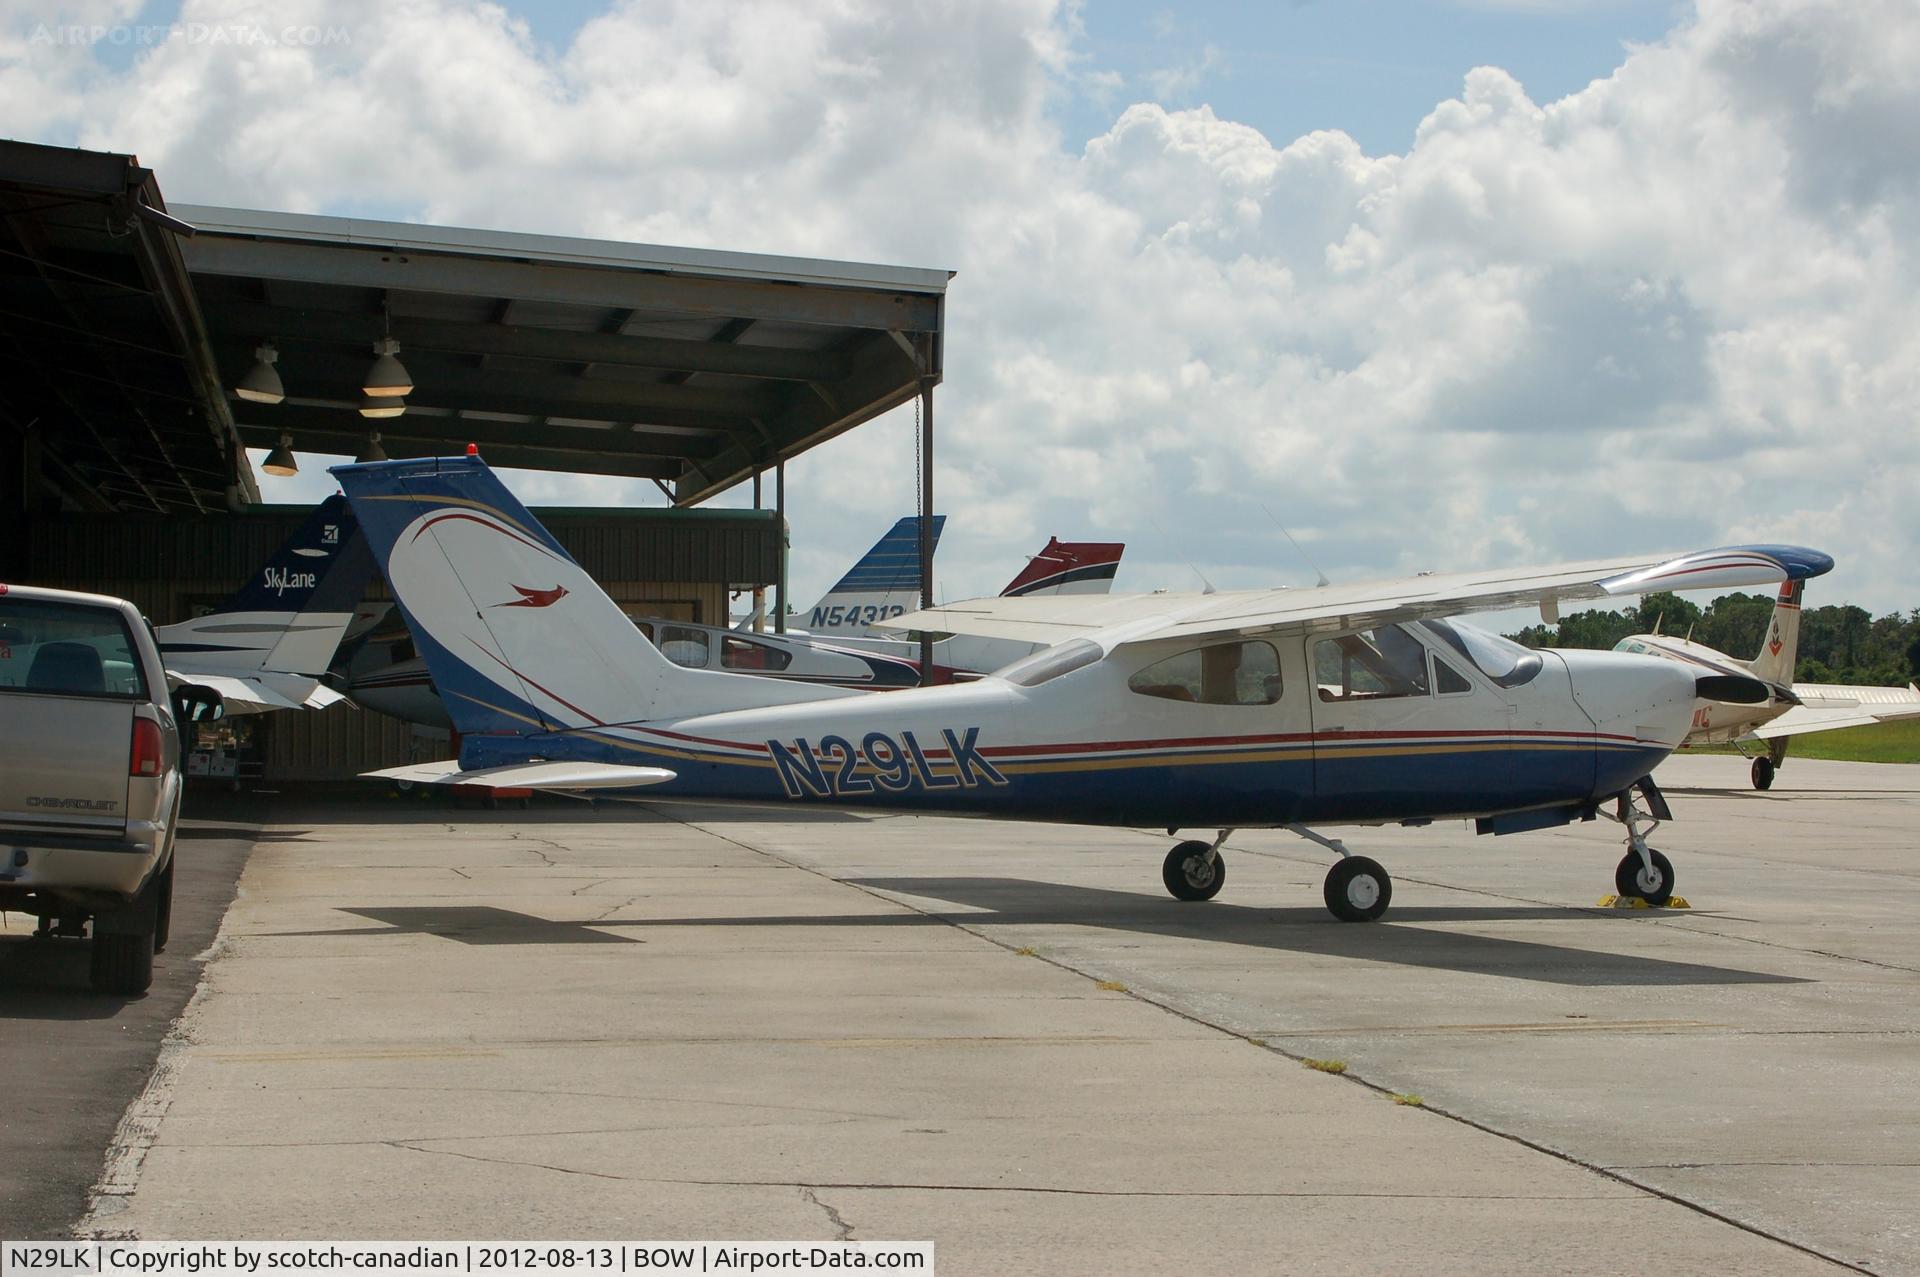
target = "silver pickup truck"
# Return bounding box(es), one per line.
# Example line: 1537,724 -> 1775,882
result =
0,582 -> 221,993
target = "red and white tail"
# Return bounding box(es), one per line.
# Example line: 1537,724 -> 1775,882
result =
998,538 -> 1125,598
1747,580 -> 1803,686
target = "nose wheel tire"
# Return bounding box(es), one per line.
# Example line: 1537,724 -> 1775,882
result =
1324,856 -> 1392,922
1751,757 -> 1775,790
1614,848 -> 1675,906
1162,840 -> 1226,901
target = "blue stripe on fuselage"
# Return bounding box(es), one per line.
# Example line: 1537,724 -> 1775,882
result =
459,729 -> 1665,829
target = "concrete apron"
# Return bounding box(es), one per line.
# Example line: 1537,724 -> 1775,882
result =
81,756 -> 1910,1274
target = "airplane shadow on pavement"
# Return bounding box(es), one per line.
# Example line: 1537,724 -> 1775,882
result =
284,877 -> 1805,988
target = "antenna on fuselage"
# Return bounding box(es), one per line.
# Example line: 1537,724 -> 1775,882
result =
1260,502 -> 1330,588
1149,515 -> 1216,594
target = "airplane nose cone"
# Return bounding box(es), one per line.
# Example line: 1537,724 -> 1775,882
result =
1560,649 -> 1699,750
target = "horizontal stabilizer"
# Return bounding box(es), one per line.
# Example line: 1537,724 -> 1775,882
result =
365,760 -> 678,790
179,671 -> 343,715
1747,682 -> 1920,740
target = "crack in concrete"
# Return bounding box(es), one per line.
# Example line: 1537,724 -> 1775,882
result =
389,1141 -> 629,1183
505,833 -> 561,868
1609,1162 -> 1920,1171
380,1145 -> 1636,1202
800,1187 -> 854,1240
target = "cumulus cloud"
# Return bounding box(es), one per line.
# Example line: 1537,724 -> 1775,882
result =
6,0 -> 1916,612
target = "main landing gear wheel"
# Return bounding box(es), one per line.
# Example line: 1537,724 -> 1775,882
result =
1323,857 -> 1392,922
1614,848 -> 1675,907
1162,840 -> 1226,902
1751,757 -> 1776,790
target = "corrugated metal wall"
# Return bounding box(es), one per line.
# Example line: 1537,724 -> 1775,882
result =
25,505 -> 779,780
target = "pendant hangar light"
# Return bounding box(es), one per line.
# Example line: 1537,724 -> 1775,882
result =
360,303 -> 411,418
235,342 -> 285,404
261,431 -> 298,477
355,431 -> 388,463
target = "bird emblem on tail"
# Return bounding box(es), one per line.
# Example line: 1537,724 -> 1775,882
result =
497,584 -> 570,608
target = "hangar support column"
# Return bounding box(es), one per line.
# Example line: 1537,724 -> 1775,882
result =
918,372 -> 936,686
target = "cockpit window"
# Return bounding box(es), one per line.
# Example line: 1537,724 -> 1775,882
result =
1421,618 -> 1543,688
1313,626 -> 1431,701
1127,641 -> 1282,706
994,638 -> 1103,687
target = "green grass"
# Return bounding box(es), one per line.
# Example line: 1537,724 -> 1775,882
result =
1689,718 -> 1920,764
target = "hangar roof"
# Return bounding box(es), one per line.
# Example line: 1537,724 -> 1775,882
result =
177,204 -> 950,505
0,139 -> 950,514
0,140 -> 252,514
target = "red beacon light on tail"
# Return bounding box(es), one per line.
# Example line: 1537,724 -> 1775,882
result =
466,443 -> 479,456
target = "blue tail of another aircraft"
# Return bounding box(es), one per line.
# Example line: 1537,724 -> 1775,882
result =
331,455 -> 853,738
157,493 -> 375,678
801,515 -> 944,636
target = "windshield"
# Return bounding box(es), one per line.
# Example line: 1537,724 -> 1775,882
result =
1419,618 -> 1542,688
993,638 -> 1103,687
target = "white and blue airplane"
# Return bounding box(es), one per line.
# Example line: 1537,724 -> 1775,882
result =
334,453 -> 1830,922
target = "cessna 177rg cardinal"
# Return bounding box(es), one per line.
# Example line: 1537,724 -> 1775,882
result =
334,454 -> 1828,922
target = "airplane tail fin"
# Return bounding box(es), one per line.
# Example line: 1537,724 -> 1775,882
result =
998,538 -> 1125,598
1747,580 -> 1804,686
801,515 -> 944,635
157,494 -> 376,678
331,455 -> 851,737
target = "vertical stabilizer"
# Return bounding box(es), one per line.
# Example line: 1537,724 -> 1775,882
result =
332,455 -> 852,737
801,515 -> 945,636
1747,580 -> 1803,686
998,538 -> 1125,598
157,494 -> 375,678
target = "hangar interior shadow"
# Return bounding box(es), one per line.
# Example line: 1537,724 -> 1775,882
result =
284,878 -> 1804,988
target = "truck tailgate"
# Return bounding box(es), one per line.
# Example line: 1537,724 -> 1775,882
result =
0,693 -> 131,834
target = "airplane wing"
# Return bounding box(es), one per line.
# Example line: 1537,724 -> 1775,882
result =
879,545 -> 1836,649
365,760 -> 678,790
1745,683 -> 1920,741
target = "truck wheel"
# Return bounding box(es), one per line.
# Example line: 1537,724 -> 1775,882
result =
90,929 -> 155,994
152,860 -> 175,955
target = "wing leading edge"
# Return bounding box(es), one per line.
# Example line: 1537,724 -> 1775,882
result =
877,545 -> 1836,650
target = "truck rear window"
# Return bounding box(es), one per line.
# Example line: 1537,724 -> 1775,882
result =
0,598 -> 149,699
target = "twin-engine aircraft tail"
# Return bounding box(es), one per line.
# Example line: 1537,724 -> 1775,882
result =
331,455 -> 854,739
1746,580 -> 1804,687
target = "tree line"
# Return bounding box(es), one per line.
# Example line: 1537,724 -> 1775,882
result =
1505,592 -> 1920,687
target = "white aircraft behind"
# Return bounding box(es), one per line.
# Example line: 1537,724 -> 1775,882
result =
335,453 -> 1830,922
1615,580 -> 1920,789
156,494 -> 375,714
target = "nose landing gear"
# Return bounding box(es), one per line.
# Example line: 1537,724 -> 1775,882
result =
1607,777 -> 1676,906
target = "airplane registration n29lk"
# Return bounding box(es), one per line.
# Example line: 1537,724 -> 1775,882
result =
334,453 -> 1832,922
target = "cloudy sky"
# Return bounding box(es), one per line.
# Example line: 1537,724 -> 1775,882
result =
5,0 -> 1915,616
